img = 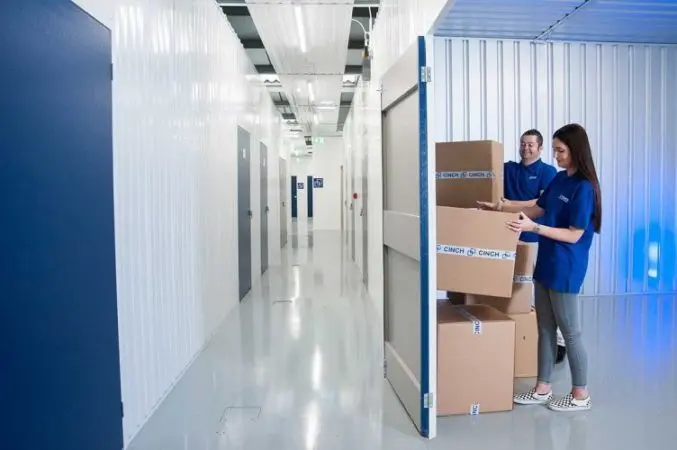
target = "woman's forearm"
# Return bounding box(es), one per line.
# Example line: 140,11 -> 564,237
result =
535,225 -> 584,244
500,204 -> 544,220
506,199 -> 537,208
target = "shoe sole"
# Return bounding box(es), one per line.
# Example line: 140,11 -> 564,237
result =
548,403 -> 591,412
514,399 -> 550,405
514,395 -> 553,406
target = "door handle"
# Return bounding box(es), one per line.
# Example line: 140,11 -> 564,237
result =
265,206 -> 270,213
248,210 -> 253,218
360,208 -> 364,216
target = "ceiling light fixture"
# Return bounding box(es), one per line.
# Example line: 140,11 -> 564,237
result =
294,6 -> 307,53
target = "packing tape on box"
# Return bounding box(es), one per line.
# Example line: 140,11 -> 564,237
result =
470,403 -> 481,416
513,275 -> 534,283
436,171 -> 496,179
455,308 -> 482,335
437,244 -> 517,261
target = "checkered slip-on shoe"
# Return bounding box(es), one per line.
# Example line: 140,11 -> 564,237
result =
513,389 -> 553,405
548,393 -> 592,412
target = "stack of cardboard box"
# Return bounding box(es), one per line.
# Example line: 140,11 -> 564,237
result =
435,140 -> 538,416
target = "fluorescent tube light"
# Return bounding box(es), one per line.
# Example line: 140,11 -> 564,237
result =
294,6 -> 307,53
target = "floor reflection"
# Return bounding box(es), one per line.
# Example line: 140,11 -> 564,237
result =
127,227 -> 677,450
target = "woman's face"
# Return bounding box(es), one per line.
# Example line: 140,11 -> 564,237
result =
553,138 -> 572,170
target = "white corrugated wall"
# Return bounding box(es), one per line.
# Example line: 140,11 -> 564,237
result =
75,0 -> 285,446
370,0 -> 448,83
433,38 -> 677,296
343,1 -> 450,316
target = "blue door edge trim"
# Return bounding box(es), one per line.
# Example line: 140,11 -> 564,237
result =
417,34 -> 431,439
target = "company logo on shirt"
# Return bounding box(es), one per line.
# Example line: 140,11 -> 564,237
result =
529,175 -> 537,180
558,195 -> 570,203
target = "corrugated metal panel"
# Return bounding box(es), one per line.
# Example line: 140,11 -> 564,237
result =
433,38 -> 677,296
433,0 -> 677,45
370,0 -> 448,83
549,1 -> 677,44
434,0 -> 580,40
90,0 -> 285,446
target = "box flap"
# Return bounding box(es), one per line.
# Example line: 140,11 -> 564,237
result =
438,304 -> 512,325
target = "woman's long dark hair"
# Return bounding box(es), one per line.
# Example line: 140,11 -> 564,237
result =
553,124 -> 602,233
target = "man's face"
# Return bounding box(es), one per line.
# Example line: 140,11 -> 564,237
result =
519,134 -> 541,164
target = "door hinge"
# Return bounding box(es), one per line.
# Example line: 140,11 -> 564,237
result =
383,358 -> 387,378
423,392 -> 434,409
420,66 -> 432,83
121,401 -> 124,417
111,63 -> 114,81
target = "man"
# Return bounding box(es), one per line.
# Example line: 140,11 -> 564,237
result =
502,129 -> 566,363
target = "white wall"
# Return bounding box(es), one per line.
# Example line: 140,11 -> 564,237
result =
432,37 -> 677,296
72,0 -> 285,446
288,137 -> 344,231
342,0 -> 449,316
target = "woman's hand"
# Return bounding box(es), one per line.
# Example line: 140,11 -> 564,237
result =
477,201 -> 498,210
477,198 -> 511,211
506,212 -> 537,233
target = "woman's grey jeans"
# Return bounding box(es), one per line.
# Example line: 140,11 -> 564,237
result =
534,281 -> 588,388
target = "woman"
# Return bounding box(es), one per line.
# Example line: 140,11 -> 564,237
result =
479,123 -> 602,412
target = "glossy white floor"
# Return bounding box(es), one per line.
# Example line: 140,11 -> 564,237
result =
129,223 -> 677,449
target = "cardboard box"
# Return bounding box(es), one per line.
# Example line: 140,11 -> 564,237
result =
510,310 -> 538,378
437,304 -> 515,416
437,207 -> 519,297
436,140 -> 504,208
465,242 -> 537,314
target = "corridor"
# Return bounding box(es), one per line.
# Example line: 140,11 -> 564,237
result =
127,227 -> 422,449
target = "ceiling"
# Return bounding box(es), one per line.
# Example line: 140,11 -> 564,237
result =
218,0 -> 378,147
434,0 -> 677,44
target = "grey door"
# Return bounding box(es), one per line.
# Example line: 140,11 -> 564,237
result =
279,158 -> 288,248
341,165 -> 345,236
362,151 -> 369,285
260,142 -> 269,274
238,126 -> 252,300
350,149 -> 356,260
